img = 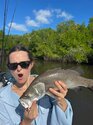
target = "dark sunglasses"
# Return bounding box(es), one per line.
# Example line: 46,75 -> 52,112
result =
7,61 -> 31,70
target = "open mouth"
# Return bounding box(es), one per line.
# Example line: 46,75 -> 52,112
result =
18,74 -> 23,80
18,73 -> 23,77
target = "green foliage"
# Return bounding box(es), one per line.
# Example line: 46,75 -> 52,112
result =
0,17 -> 93,63
29,28 -> 59,58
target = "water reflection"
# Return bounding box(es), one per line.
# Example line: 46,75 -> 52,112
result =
32,60 -> 93,78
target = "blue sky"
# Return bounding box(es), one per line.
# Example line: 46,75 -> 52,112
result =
0,0 -> 93,35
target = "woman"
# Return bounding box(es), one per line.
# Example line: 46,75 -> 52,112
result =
0,44 -> 73,125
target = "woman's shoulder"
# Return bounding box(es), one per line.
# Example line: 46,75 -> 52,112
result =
0,84 -> 9,92
0,84 -> 12,97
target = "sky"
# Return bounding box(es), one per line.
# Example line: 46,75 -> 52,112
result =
0,0 -> 93,35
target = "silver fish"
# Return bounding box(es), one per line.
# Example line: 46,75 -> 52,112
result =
20,68 -> 93,108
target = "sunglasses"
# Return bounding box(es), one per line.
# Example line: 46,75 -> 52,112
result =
7,61 -> 31,70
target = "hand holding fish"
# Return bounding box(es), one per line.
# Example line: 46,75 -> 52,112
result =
49,81 -> 68,111
21,101 -> 38,125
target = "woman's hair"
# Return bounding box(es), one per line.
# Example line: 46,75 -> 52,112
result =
7,44 -> 33,63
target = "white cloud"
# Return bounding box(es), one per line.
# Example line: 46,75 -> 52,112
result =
8,22 -> 28,32
25,9 -> 73,28
34,9 -> 52,24
7,8 -> 73,33
53,9 -> 73,20
25,16 -> 39,27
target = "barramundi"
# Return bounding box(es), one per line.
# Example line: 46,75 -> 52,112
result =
20,68 -> 93,108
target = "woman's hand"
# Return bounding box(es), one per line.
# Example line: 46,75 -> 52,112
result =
20,101 -> 38,125
49,81 -> 68,111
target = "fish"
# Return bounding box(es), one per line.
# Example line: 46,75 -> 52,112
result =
19,68 -> 93,108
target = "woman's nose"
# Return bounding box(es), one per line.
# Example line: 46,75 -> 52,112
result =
16,65 -> 22,71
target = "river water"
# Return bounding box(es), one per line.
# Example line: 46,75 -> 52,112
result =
32,60 -> 93,79
1,60 -> 93,125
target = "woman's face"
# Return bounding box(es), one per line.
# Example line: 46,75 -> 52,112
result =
9,51 -> 33,85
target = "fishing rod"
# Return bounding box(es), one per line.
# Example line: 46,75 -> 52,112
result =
5,0 -> 18,45
1,0 -> 9,68
1,0 -> 18,70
